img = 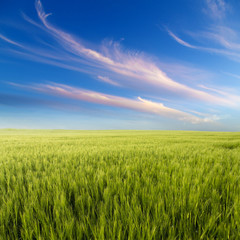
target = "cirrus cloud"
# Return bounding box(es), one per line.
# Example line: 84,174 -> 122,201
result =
10,81 -> 216,124
0,0 -> 237,108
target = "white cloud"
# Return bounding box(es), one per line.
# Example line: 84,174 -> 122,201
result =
32,0 -> 239,106
167,28 -> 240,64
14,82 -> 216,124
97,76 -> 120,86
0,0 -> 238,116
166,29 -> 196,49
0,34 -> 23,47
205,0 -> 227,20
224,72 -> 240,80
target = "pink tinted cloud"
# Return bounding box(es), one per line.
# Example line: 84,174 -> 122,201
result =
97,76 -> 120,86
166,29 -> 196,49
0,0 -> 238,110
15,82 -> 216,124
33,0 -> 237,106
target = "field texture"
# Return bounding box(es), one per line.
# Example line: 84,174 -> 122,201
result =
0,130 -> 240,239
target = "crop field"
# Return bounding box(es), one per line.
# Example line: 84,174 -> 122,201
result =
0,130 -> 240,239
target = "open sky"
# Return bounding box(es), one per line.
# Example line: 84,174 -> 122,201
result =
1,0 -> 240,130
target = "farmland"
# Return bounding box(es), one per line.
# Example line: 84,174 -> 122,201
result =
0,130 -> 240,239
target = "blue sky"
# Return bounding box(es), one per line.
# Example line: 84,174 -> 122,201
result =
1,0 -> 240,130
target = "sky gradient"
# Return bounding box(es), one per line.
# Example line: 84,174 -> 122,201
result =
1,0 -> 240,130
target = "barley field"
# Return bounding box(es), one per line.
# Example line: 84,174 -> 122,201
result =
0,130 -> 240,239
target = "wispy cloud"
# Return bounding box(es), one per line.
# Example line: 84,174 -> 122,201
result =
204,0 -> 227,20
167,28 -> 240,63
224,72 -> 240,80
11,82 -> 217,124
198,84 -> 240,103
166,0 -> 240,67
0,0 -> 239,129
97,76 -> 120,87
186,26 -> 240,53
0,34 -> 23,47
201,26 -> 240,49
158,62 -> 215,85
166,29 -> 196,49
0,0 -> 236,108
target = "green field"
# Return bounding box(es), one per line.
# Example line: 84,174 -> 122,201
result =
1,130 -> 240,239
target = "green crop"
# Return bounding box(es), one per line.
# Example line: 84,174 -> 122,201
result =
0,130 -> 240,239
